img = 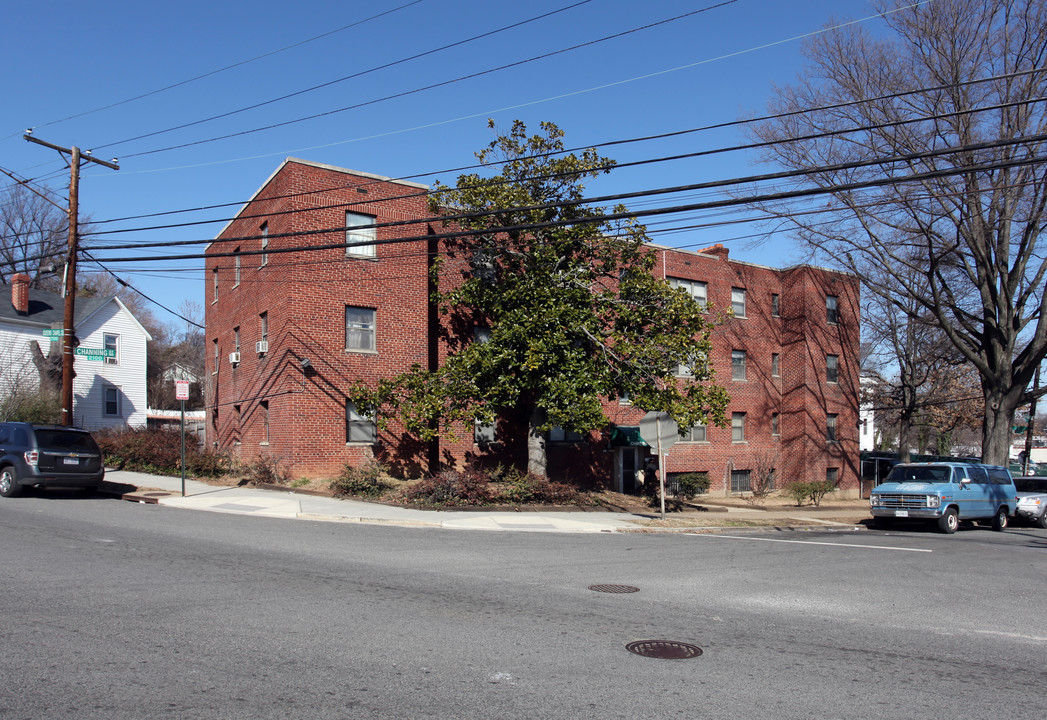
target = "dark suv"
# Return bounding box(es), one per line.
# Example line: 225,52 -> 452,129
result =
0,423 -> 105,497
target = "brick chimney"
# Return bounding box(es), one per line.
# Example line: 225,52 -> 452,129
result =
699,243 -> 729,259
11,273 -> 30,315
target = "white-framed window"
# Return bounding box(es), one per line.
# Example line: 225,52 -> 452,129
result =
345,401 -> 377,443
771,413 -> 780,437
346,211 -> 377,258
212,339 -> 219,374
827,354 -> 839,384
212,268 -> 218,303
345,306 -> 376,352
731,350 -> 746,381
103,385 -> 121,417
771,353 -> 780,377
668,277 -> 708,305
103,333 -> 118,365
233,248 -> 241,287
260,312 -> 268,344
260,222 -> 269,267
827,295 -> 839,325
771,293 -> 780,317
731,288 -> 746,317
732,412 -> 746,442
682,424 -> 707,442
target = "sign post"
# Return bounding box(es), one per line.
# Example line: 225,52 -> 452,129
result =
638,411 -> 680,519
175,380 -> 190,496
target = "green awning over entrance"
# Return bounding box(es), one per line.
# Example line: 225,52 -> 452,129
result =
609,426 -> 649,447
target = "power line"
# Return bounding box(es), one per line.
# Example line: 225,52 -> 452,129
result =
10,1 -> 428,138
113,1 -> 740,160
85,65 -> 1047,231
93,0 -> 596,151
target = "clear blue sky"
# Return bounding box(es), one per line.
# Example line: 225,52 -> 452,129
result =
3,0 -> 885,331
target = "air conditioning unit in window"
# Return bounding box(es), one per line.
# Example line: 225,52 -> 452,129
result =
228,352 -> 241,364
255,341 -> 268,354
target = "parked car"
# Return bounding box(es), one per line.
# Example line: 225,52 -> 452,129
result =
869,462 -> 1017,534
0,422 -> 105,498
1014,476 -> 1047,529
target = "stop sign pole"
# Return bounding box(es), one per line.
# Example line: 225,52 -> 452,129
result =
638,411 -> 679,519
176,380 -> 190,496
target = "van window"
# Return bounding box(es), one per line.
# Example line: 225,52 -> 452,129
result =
951,467 -> 968,483
967,467 -> 989,484
0,427 -> 8,444
987,468 -> 1012,485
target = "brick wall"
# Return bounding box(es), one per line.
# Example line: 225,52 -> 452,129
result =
206,160 -> 862,496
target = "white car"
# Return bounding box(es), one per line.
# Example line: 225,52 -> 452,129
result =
1014,476 -> 1047,529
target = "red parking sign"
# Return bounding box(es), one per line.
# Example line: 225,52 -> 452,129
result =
175,380 -> 190,400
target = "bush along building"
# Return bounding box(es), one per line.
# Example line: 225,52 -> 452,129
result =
205,158 -> 861,496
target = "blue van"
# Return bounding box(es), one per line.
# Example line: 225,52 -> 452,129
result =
869,462 -> 1017,534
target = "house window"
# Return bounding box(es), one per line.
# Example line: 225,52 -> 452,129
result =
827,413 -> 838,442
732,412 -> 746,442
731,469 -> 752,493
771,353 -> 780,377
548,426 -> 584,442
683,424 -> 707,442
826,468 -> 839,486
345,306 -> 376,352
260,312 -> 268,344
668,277 -> 708,305
234,327 -> 240,355
212,339 -> 219,374
472,248 -> 497,283
103,333 -> 118,365
827,295 -> 839,325
346,211 -> 377,258
103,385 -> 121,417
731,288 -> 746,317
345,401 -> 376,443
771,413 -> 780,437
212,268 -> 218,302
233,248 -> 241,287
475,419 -> 497,445
233,405 -> 242,445
261,400 -> 270,445
260,222 -> 269,267
827,355 -> 839,384
731,350 -> 747,381
771,293 -> 780,317
619,390 -> 631,406
474,326 -> 491,343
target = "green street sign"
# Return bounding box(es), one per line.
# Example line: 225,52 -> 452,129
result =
42,328 -> 64,338
75,347 -> 116,360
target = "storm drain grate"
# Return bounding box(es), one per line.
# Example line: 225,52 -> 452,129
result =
626,640 -> 703,660
588,584 -> 640,594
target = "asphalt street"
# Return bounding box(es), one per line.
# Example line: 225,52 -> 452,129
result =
1,491 -> 1045,719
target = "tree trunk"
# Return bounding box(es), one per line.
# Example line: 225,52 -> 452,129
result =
526,405 -> 548,478
982,392 -> 1020,466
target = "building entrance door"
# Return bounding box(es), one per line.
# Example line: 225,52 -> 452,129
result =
619,447 -> 642,495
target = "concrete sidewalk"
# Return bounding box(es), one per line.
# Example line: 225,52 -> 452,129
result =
102,470 -> 871,534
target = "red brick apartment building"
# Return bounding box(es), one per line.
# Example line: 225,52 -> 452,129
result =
205,158 -> 861,496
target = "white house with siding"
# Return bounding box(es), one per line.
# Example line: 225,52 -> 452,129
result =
0,274 -> 151,429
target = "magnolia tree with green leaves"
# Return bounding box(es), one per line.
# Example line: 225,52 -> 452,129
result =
348,120 -> 729,477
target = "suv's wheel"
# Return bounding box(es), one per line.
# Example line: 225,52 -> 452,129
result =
1038,511 -> 1047,530
0,467 -> 21,498
991,506 -> 1008,532
938,507 -> 959,534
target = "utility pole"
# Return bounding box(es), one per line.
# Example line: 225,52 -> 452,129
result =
23,132 -> 118,426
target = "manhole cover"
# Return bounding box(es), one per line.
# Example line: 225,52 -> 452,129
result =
626,640 -> 703,660
588,584 -> 640,594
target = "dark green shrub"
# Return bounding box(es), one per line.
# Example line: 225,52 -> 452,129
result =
785,480 -> 836,507
675,472 -> 710,499
497,471 -> 588,505
330,461 -> 388,498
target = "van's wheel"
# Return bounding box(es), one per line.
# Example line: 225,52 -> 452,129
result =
937,508 -> 958,534
991,506 -> 1008,532
0,467 -> 21,498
